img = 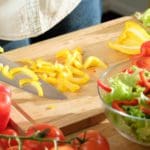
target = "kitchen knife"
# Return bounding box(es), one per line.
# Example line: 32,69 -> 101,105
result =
0,55 -> 67,100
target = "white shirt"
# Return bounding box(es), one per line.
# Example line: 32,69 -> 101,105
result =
0,0 -> 81,40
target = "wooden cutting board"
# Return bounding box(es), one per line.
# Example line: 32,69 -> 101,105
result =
2,16 -> 133,134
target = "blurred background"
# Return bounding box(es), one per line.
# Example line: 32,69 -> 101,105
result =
102,0 -> 149,22
30,0 -> 149,44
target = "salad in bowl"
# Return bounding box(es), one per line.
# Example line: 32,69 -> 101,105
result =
97,53 -> 150,146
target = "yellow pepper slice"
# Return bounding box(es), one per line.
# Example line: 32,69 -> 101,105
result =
108,21 -> 150,55
69,73 -> 90,85
9,67 -> 39,80
1,65 -> 13,79
0,63 -> 3,71
83,56 -> 107,69
19,78 -> 43,96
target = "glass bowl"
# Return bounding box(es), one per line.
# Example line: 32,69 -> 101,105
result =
97,60 -> 150,146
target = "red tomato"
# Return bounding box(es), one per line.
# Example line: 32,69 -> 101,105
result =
0,128 -> 18,149
6,145 -> 30,150
72,130 -> 109,150
24,123 -> 65,150
50,145 -> 75,150
0,93 -> 11,131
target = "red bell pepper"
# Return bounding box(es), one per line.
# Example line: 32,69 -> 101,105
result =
122,68 -> 134,74
131,41 -> 150,70
140,106 -> 150,115
112,99 -> 138,113
97,79 -> 112,92
139,71 -> 150,89
140,41 -> 150,57
0,84 -> 11,131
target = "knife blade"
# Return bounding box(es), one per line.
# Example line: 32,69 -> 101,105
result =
0,55 -> 67,100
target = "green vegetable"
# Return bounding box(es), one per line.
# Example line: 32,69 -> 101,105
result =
135,8 -> 150,30
101,65 -> 150,145
104,70 -> 145,104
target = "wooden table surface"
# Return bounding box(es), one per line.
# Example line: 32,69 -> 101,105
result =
2,16 -> 150,149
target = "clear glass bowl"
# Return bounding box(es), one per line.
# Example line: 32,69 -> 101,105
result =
97,60 -> 150,146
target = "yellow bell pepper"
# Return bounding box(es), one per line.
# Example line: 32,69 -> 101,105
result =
108,21 -> 150,55
0,63 -> 3,72
1,65 -> 13,79
9,67 -> 39,80
83,56 -> 107,69
19,78 -> 43,96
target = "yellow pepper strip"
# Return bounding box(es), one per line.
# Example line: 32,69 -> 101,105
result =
56,49 -> 70,59
18,59 -> 35,66
0,63 -> 3,71
57,77 -> 80,92
83,56 -> 107,69
108,21 -> 150,55
46,104 -> 56,110
35,58 -> 53,68
19,78 -> 43,96
70,66 -> 85,76
45,77 -> 57,85
1,65 -> 13,79
0,47 -> 4,53
9,67 -> 39,80
63,79 -> 80,92
69,73 -> 90,85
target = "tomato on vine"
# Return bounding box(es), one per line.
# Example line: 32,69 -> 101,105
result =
24,123 -> 65,150
72,130 -> 109,150
50,144 -> 75,150
0,128 -> 18,149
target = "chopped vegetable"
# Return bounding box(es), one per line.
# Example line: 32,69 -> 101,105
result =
19,78 -> 43,96
84,56 -> 107,69
98,64 -> 150,143
18,48 -> 106,92
131,41 -> 150,70
9,67 -> 39,80
108,21 -> 150,55
97,79 -> 112,92
135,8 -> 150,27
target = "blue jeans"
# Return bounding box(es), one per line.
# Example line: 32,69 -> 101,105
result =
2,0 -> 102,51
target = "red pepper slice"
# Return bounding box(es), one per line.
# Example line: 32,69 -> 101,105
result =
131,41 -> 150,70
140,106 -> 150,115
122,68 -> 134,74
112,101 -> 125,112
139,71 -> 150,89
140,41 -> 150,57
97,79 -> 112,92
112,99 -> 138,113
132,56 -> 150,70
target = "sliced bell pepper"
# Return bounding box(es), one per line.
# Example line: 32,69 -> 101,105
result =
140,106 -> 150,115
139,71 -> 150,90
108,21 -> 150,55
83,56 -> 107,69
112,99 -> 138,113
131,41 -> 150,70
97,79 -> 112,92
